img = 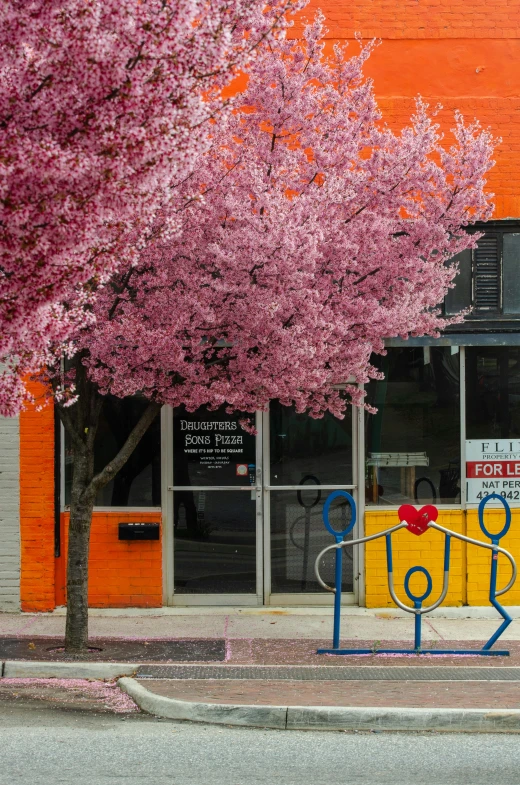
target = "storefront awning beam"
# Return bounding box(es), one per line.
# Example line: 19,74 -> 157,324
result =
168,484 -> 356,491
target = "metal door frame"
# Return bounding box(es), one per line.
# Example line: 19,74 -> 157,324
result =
262,404 -> 361,606
163,407 -> 264,606
163,405 -> 363,607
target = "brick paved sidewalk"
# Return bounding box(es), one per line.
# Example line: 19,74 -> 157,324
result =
139,678 -> 520,709
128,637 -> 520,714
2,636 -> 520,665
223,639 -> 520,667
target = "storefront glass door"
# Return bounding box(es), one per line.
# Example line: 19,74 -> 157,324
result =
167,403 -> 357,605
264,401 -> 357,604
170,406 -> 262,602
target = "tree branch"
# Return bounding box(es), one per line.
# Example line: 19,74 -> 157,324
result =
108,268 -> 136,320
87,401 -> 161,494
353,267 -> 382,286
25,74 -> 52,102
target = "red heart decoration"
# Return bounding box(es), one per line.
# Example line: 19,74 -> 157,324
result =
398,504 -> 438,536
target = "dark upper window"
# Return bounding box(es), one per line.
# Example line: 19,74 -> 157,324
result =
64,396 -> 161,507
444,222 -> 520,320
466,347 -> 520,440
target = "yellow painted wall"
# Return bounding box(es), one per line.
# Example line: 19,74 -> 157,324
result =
466,507 -> 520,606
365,507 -> 519,608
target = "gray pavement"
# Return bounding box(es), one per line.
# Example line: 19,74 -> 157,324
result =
1,701 -> 520,785
2,608 -> 520,641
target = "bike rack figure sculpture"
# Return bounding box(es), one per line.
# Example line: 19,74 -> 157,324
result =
315,491 -> 517,656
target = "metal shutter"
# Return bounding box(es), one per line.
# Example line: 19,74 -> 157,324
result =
473,234 -> 500,311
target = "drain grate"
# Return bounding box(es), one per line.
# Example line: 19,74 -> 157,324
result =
136,664 -> 520,681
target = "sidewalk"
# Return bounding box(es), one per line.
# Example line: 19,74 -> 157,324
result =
3,607 -> 520,666
3,608 -> 520,731
2,606 -> 520,645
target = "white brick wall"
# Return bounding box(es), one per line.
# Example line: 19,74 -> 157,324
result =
0,416 -> 20,610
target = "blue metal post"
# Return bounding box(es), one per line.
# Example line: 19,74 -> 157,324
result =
478,494 -> 513,651
444,535 -> 451,573
414,602 -> 422,650
403,566 -> 432,651
332,540 -> 343,649
490,538 -> 498,597
483,537 -> 513,650
385,534 -> 393,575
321,491 -> 357,652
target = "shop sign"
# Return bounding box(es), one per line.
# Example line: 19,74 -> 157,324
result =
466,439 -> 520,503
178,417 -> 247,470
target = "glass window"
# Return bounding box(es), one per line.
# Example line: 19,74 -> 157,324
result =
269,401 -> 354,593
466,347 -> 520,440
503,234 -> 520,315
64,396 -> 161,507
269,400 -> 352,486
444,249 -> 472,315
173,405 -> 257,594
173,491 -> 256,594
365,347 -> 461,505
173,405 -> 256,489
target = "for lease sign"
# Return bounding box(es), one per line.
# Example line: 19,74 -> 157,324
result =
466,439 -> 520,503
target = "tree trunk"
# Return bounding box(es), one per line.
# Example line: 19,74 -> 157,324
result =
65,454 -> 96,652
59,378 -> 161,653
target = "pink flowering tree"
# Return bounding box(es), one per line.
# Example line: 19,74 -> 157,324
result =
0,0 -> 299,415
46,14 -> 494,651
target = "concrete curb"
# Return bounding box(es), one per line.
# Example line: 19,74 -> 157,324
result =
2,661 -> 138,680
118,677 -> 520,733
118,677 -> 287,729
286,706 -> 520,732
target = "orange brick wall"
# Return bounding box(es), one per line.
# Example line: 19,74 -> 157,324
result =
295,0 -> 520,40
19,382 -> 55,612
55,511 -> 162,608
292,0 -> 520,219
19,380 -> 162,611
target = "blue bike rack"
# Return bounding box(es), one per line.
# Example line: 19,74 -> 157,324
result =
315,491 -> 517,656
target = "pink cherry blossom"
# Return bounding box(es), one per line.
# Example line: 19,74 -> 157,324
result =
0,0 -> 300,415
79,13 -> 495,421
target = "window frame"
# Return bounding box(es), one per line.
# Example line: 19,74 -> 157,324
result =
444,220 -> 520,324
363,345 -> 465,511
59,343 -> 520,514
60,400 -> 162,513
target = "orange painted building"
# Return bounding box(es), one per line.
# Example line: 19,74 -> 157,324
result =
2,0 -> 520,613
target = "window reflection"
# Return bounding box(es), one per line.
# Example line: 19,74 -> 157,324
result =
174,491 -> 256,594
269,401 -> 353,593
65,396 -> 161,507
466,347 -> 520,440
365,348 -> 461,505
269,400 -> 352,486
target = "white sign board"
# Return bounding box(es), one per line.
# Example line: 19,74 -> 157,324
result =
466,439 -> 520,504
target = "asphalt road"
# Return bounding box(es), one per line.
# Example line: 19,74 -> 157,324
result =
1,702 -> 520,785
